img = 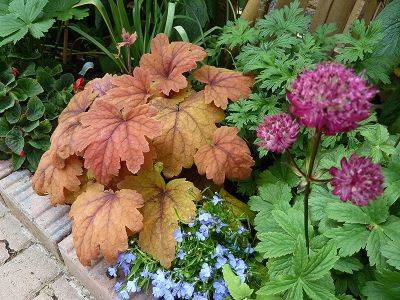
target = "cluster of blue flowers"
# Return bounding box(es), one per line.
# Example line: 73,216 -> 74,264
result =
107,193 -> 255,300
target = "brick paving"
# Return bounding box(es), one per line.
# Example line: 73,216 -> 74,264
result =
0,202 -> 92,300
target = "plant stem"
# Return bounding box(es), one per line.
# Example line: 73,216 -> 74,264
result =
303,130 -> 322,254
62,21 -> 69,64
287,151 -> 306,178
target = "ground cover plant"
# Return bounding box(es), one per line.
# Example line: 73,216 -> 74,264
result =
3,0 -> 398,299
0,62 -> 74,171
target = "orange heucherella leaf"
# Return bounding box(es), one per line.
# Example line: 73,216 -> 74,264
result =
85,74 -> 116,97
32,150 -> 83,205
118,167 -> 200,268
70,183 -> 144,265
99,67 -> 152,110
194,126 -> 255,185
74,101 -> 161,184
140,33 -> 207,95
150,92 -> 224,177
193,65 -> 254,109
58,87 -> 97,123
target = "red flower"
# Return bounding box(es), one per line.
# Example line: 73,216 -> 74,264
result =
19,151 -> 25,157
73,77 -> 85,93
330,154 -> 384,206
12,67 -> 19,77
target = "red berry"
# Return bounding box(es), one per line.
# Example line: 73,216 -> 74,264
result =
73,77 -> 85,93
19,151 -> 25,157
12,67 -> 19,77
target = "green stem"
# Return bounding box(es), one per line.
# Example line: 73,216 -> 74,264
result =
287,151 -> 306,178
304,130 -> 322,254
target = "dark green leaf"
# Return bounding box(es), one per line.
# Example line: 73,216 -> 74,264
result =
13,78 -> 43,100
55,73 -> 74,91
5,101 -> 21,124
5,127 -> 24,154
26,96 -> 45,121
28,138 -> 50,151
22,120 -> 39,132
0,117 -> 11,137
11,153 -> 25,170
325,224 -> 369,256
26,148 -> 42,171
0,95 -> 15,112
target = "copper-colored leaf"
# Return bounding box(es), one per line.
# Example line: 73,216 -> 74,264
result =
150,92 -> 224,177
58,88 -> 97,123
118,167 -> 200,268
75,101 -> 161,184
193,65 -> 254,109
140,33 -> 207,95
32,150 -> 83,205
70,183 -> 144,265
85,74 -> 116,97
194,126 -> 255,185
99,67 -> 152,110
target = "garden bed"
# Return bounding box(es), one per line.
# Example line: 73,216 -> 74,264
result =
0,0 -> 399,299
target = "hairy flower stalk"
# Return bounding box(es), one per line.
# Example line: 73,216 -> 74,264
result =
256,113 -> 300,153
330,154 -> 384,206
287,62 -> 377,135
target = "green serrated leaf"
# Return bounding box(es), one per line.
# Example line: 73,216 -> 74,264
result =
325,224 -> 369,257
382,155 -> 400,205
22,120 -> 39,132
381,240 -> 400,270
366,228 -> 389,268
333,257 -> 363,274
14,78 -> 43,100
5,101 -> 21,124
326,201 -> 371,224
303,242 -> 339,281
0,117 -> 11,137
222,264 -> 253,300
28,138 -> 49,150
11,152 -> 25,170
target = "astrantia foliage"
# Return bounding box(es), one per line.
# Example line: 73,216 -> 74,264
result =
32,33 -> 255,266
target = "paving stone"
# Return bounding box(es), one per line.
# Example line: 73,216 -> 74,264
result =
59,235 -> 152,300
0,201 -> 8,218
0,241 -> 9,264
0,160 -> 13,206
0,244 -> 62,300
33,293 -> 53,300
51,275 -> 90,300
0,213 -> 33,252
0,171 -> 72,259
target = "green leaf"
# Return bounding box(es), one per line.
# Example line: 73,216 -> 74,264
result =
362,270 -> 400,299
302,280 -> 338,300
326,201 -> 371,224
382,155 -> 400,205
381,240 -> 400,270
43,0 -> 89,21
11,152 -> 25,170
303,242 -> 339,281
309,185 -> 338,222
26,148 -> 41,171
14,78 -> 43,100
375,0 -> 400,65
325,224 -> 369,257
257,278 -> 296,296
0,117 -> 11,137
333,257 -> 363,274
5,101 -> 21,124
256,232 -> 295,258
5,127 -> 24,154
222,265 -> 253,300
21,120 -> 39,132
26,97 -> 45,121
28,138 -> 49,150
366,228 -> 389,268
29,18 -> 54,38
0,95 -> 15,112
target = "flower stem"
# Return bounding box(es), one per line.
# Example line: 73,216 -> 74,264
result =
303,130 -> 322,254
287,151 -> 306,178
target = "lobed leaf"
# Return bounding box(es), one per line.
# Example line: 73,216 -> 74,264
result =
70,183 -> 144,265
194,126 -> 254,185
193,65 -> 254,109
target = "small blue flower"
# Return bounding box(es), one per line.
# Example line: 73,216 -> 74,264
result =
213,244 -> 227,258
199,263 -> 212,282
118,289 -> 130,300
152,286 -> 164,298
211,194 -> 223,205
188,221 -> 196,227
123,252 -> 136,264
193,292 -> 208,300
244,243 -> 255,254
227,253 -> 237,269
114,281 -> 123,292
140,267 -> 150,278
126,278 -> 140,293
177,249 -> 186,260
198,212 -> 213,225
173,228 -> 184,242
235,259 -> 247,273
120,262 -> 130,276
214,218 -> 227,233
237,226 -> 248,235
152,269 -> 166,286
213,280 -> 229,300
178,282 -> 195,299
107,266 -> 117,278
196,225 -> 209,241
214,256 -> 227,269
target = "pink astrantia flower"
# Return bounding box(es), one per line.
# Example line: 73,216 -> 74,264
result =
287,62 -> 377,135
117,29 -> 137,48
329,154 -> 384,206
256,113 -> 300,153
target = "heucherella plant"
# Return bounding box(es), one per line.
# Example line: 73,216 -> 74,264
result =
106,194 -> 259,300
249,61 -> 400,299
32,33 -> 255,270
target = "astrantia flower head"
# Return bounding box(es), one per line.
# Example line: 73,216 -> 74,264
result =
256,113 -> 300,153
288,62 -> 377,135
329,154 -> 384,206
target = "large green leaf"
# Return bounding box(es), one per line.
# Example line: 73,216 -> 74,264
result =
11,152 -> 25,170
381,240 -> 400,270
0,95 -> 15,112
382,155 -> 400,205
0,117 -> 10,137
12,78 -> 43,100
5,101 -> 21,124
5,127 -> 24,154
26,96 -> 44,121
43,0 -> 88,21
325,224 -> 369,257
